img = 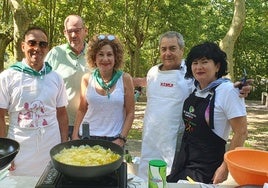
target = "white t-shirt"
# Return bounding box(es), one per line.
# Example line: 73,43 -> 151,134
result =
0,63 -> 68,176
195,81 -> 247,140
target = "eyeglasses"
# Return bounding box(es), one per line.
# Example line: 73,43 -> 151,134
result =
65,28 -> 83,34
25,40 -> 49,48
98,34 -> 115,41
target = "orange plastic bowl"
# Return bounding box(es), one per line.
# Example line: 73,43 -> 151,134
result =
224,148 -> 268,185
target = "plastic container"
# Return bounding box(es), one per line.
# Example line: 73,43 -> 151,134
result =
224,148 -> 268,186
148,159 -> 167,188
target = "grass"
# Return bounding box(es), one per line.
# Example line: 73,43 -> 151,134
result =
128,129 -> 142,140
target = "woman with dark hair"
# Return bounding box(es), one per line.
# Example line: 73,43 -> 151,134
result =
167,42 -> 248,184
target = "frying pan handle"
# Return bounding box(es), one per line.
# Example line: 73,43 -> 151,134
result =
82,122 -> 90,139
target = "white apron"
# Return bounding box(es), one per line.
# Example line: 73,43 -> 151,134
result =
138,63 -> 193,180
6,71 -> 62,176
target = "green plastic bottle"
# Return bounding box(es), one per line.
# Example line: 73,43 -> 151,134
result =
148,159 -> 167,188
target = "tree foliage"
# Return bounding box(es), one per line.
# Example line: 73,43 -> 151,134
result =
233,0 -> 268,99
0,0 -> 13,71
0,0 -> 267,99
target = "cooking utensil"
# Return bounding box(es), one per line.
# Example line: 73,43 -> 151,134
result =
235,185 -> 263,188
0,138 -> 20,170
224,148 -> 268,185
186,176 -> 195,183
238,69 -> 248,89
50,139 -> 124,179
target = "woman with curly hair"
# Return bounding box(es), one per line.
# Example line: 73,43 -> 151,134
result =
72,34 -> 134,147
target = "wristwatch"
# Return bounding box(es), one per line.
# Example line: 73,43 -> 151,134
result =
117,134 -> 127,143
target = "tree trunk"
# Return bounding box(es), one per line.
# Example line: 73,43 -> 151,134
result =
9,0 -> 31,61
0,32 -> 13,72
219,0 -> 245,81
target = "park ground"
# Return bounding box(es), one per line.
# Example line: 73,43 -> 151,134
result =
125,100 -> 268,158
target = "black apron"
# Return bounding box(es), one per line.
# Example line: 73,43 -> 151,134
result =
167,87 -> 226,184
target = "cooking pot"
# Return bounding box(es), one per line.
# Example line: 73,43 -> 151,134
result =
0,138 -> 20,170
50,139 -> 124,179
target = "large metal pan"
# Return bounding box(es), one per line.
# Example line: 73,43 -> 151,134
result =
50,139 -> 124,179
0,138 -> 20,170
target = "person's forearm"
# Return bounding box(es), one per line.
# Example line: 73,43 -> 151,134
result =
213,132 -> 247,184
228,116 -> 248,150
59,122 -> 68,142
0,119 -> 7,137
120,112 -> 134,138
0,109 -> 7,137
57,108 -> 69,142
72,110 -> 86,138
228,131 -> 248,150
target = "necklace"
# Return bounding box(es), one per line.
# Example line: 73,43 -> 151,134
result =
93,69 -> 123,99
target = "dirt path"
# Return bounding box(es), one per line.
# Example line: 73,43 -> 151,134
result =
125,100 -> 268,158
244,100 -> 268,150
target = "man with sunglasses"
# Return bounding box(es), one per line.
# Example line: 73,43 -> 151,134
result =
0,26 -> 69,176
45,15 -> 89,137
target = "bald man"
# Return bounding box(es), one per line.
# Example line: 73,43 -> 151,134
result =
45,15 -> 89,134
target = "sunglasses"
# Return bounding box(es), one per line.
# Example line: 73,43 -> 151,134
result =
98,34 -> 115,41
65,28 -> 83,34
25,40 -> 49,48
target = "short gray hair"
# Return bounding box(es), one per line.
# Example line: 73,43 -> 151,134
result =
159,31 -> 185,48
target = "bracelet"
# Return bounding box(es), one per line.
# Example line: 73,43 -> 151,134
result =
117,134 -> 127,143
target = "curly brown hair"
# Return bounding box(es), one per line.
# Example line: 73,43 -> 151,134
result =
86,34 -> 124,70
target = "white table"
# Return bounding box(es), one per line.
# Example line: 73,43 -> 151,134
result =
0,176 -> 39,188
0,174 -> 237,188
